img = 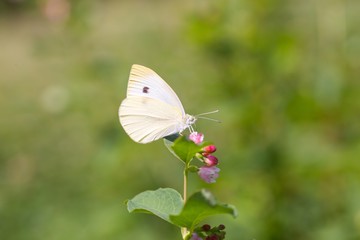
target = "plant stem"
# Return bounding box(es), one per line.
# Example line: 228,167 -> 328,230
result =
183,168 -> 188,202
181,167 -> 189,239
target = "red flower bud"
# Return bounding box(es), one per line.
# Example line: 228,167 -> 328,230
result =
218,224 -> 225,230
203,145 -> 217,153
204,155 -> 218,166
202,152 -> 210,157
206,235 -> 219,240
202,224 -> 211,232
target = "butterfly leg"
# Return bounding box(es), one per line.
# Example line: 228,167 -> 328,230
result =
189,125 -> 195,133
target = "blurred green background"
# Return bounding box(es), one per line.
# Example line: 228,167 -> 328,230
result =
1,0 -> 359,239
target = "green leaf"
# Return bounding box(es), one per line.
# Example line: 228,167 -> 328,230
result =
163,135 -> 182,161
126,188 -> 184,223
170,189 -> 237,230
164,135 -> 211,164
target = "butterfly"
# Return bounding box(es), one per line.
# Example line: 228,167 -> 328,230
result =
118,64 -> 198,144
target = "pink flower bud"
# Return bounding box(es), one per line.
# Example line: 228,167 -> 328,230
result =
203,155 -> 218,166
189,132 -> 204,145
203,145 -> 217,153
198,166 -> 220,183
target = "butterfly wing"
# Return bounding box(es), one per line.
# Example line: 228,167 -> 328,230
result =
118,64 -> 189,143
119,96 -> 186,144
126,64 -> 185,116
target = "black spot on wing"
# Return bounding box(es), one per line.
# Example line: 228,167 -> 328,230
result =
143,86 -> 149,93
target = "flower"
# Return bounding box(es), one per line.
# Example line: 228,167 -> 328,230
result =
202,145 -> 217,153
198,166 -> 220,183
203,155 -> 218,167
189,132 -> 204,145
190,233 -> 203,240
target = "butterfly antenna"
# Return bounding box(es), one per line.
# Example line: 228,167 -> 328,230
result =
197,116 -> 221,123
196,109 -> 219,116
196,110 -> 221,123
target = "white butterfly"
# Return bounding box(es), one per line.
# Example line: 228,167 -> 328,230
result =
118,64 -> 197,144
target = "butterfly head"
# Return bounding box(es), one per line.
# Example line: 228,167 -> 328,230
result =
183,110 -> 219,133
185,114 -> 197,126
183,114 -> 197,133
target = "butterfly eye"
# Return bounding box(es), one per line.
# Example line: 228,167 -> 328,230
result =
143,86 -> 149,93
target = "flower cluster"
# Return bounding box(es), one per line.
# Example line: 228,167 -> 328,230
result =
189,132 -> 220,183
190,224 -> 226,240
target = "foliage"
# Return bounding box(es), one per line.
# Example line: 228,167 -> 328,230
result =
127,188 -> 236,231
126,135 -> 236,239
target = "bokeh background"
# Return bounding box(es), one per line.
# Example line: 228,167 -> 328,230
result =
1,0 -> 359,239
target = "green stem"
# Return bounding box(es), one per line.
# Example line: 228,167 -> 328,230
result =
181,167 -> 189,239
183,167 -> 188,202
